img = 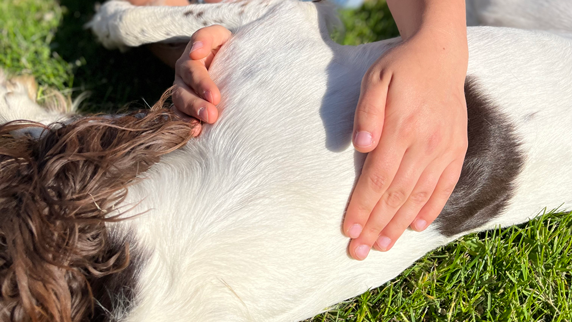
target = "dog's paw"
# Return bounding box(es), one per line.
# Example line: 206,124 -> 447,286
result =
87,0 -> 134,51
0,72 -> 69,125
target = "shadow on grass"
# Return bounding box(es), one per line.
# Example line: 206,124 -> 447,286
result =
53,0 -> 175,113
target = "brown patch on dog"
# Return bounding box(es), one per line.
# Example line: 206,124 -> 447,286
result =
183,9 -> 194,16
434,78 -> 524,236
0,104 -> 194,321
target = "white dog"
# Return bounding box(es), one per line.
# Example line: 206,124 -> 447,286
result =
1,0 -> 571,321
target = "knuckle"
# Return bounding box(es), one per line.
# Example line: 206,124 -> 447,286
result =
385,190 -> 406,208
439,183 -> 457,198
398,117 -> 418,138
409,190 -> 430,204
363,68 -> 389,85
355,203 -> 373,216
357,101 -> 380,119
193,27 -> 207,38
171,87 -> 183,102
365,225 -> 384,238
175,57 -> 184,70
401,126 -> 414,138
362,70 -> 379,85
426,131 -> 443,153
175,55 -> 190,71
212,24 -> 227,35
367,173 -> 388,193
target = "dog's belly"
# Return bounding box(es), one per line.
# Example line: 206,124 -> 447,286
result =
119,22 -> 572,322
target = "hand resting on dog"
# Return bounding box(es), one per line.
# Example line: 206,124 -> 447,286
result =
171,0 -> 470,260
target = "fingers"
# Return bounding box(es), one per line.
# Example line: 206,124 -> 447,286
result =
170,102 -> 203,137
347,146 -> 431,260
346,38 -> 468,261
172,77 -> 219,123
372,162 -> 444,251
412,159 -> 464,231
343,132 -> 405,240
347,156 -> 463,260
172,25 -> 232,123
188,25 -> 232,63
352,70 -> 391,153
187,26 -> 233,106
177,56 -> 220,107
346,116 -> 465,260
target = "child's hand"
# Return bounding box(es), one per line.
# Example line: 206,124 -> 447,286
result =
170,8 -> 469,262
343,29 -> 469,260
171,25 -> 232,135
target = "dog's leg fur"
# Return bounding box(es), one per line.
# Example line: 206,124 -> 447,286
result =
88,0 -> 302,50
91,0 -> 572,51
466,0 -> 572,32
0,72 -> 72,126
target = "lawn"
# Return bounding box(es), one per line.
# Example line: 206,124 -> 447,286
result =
1,0 -> 572,321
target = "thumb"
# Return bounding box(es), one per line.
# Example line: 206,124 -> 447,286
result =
188,25 -> 232,65
353,72 -> 390,153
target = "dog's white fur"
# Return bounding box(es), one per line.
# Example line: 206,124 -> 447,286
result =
466,0 -> 572,32
2,0 -> 572,321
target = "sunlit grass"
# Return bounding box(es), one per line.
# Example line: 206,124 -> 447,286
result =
309,210 -> 572,321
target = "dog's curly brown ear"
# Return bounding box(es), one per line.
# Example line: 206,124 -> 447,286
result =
0,109 -> 194,322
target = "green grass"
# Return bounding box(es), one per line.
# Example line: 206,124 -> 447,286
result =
2,1 -> 572,321
0,0 -> 398,112
1,0 -> 175,112
310,210 -> 572,322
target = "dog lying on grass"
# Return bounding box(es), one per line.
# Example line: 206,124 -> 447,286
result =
1,0 -> 571,321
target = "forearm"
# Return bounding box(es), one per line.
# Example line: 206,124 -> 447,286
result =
387,0 -> 466,40
387,0 -> 468,76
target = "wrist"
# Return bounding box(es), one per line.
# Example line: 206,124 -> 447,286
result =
403,29 -> 469,82
412,24 -> 468,60
388,0 -> 467,42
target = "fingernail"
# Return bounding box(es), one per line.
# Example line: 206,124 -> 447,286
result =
354,131 -> 372,147
197,107 -> 209,122
348,224 -> 362,239
203,90 -> 213,103
376,236 -> 392,251
355,245 -> 370,260
414,219 -> 428,231
190,41 -> 203,53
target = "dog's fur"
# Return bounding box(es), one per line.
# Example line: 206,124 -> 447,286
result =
1,0 -> 572,321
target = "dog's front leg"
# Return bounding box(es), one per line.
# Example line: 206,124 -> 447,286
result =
89,0 -> 280,50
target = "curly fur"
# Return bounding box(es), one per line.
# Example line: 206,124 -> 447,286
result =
0,106 -> 193,322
